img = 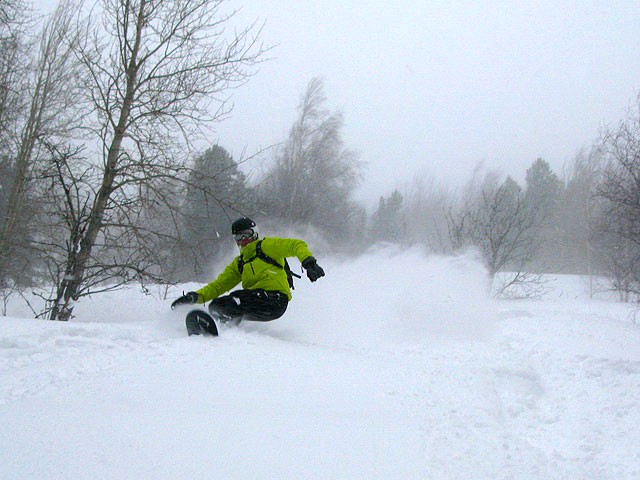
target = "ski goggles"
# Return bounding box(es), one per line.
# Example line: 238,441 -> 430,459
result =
233,229 -> 255,241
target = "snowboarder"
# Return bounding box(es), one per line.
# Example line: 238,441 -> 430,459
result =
171,217 -> 325,335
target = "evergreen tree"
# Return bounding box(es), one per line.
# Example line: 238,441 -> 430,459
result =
181,145 -> 250,279
525,158 -> 563,217
524,158 -> 563,271
370,189 -> 404,243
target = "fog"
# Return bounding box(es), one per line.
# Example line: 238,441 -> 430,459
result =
30,0 -> 640,206
211,1 -> 640,205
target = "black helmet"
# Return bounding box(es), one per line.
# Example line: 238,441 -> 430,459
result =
231,217 -> 259,246
231,217 -> 256,234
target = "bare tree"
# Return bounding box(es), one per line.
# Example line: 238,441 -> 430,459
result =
34,142 -> 96,316
0,0 -> 83,286
46,0 -> 264,320
35,141 -> 184,318
447,170 -> 542,296
594,95 -> 640,301
259,77 -> 362,245
0,0 -> 28,148
0,0 -> 28,200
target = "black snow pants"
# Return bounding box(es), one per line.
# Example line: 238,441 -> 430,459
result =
208,289 -> 288,323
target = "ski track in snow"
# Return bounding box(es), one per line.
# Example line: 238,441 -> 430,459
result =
1,250 -> 640,479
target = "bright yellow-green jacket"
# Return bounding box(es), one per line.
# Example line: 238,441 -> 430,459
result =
195,237 -> 314,302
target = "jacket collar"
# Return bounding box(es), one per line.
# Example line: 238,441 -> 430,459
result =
239,238 -> 259,256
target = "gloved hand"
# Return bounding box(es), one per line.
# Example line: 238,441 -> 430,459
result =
302,257 -> 325,282
171,291 -> 199,309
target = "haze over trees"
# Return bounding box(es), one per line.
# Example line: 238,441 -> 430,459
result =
2,0 -> 640,318
256,77 -> 364,247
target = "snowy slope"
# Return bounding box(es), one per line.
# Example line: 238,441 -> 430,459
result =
1,247 -> 639,479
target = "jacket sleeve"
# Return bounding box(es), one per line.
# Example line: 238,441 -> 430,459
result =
263,237 -> 314,263
195,258 -> 242,302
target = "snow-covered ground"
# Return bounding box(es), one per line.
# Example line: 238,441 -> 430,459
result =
1,247 -> 639,479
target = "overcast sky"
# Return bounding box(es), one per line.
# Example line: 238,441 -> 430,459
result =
35,1 -> 640,206
213,0 -> 640,205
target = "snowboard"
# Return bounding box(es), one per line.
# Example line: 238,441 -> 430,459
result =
185,310 -> 219,336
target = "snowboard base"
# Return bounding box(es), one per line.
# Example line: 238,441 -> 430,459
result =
185,310 -> 219,336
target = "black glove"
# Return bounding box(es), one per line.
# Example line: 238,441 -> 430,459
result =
302,257 -> 325,282
171,291 -> 199,309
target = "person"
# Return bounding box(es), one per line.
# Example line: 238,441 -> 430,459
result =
171,217 -> 325,335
